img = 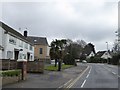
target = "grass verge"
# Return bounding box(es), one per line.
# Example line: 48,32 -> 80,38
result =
44,64 -> 74,71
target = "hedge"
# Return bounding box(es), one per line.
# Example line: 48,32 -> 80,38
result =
0,69 -> 21,77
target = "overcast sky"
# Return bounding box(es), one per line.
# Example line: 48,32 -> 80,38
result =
0,0 -> 119,52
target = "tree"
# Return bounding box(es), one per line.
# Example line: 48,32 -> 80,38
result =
80,43 -> 96,60
50,40 -> 59,67
49,39 -> 67,71
63,39 -> 86,65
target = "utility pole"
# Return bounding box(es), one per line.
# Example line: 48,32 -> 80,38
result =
106,42 -> 108,63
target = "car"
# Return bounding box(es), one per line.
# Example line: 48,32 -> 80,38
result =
51,60 -> 64,65
75,59 -> 80,62
82,60 -> 87,63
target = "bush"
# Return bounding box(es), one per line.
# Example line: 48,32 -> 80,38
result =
110,54 -> 120,65
0,69 -> 21,77
63,54 -> 76,65
87,57 -> 107,63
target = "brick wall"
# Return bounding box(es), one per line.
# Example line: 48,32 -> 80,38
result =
27,60 -> 44,73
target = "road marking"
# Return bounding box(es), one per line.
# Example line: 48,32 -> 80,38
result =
86,74 -> 89,78
63,79 -> 73,87
103,66 -> 120,78
66,65 -> 90,88
88,66 -> 92,74
58,79 -> 73,88
112,72 -> 116,75
118,75 -> 120,78
81,80 -> 86,88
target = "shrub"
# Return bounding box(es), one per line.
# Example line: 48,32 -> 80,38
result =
0,69 -> 21,77
63,54 -> 76,65
87,56 -> 107,63
110,54 -> 120,65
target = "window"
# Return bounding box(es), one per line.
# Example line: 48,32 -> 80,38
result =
7,51 -> 13,59
40,48 -> 43,54
9,35 -> 16,45
29,45 -> 33,51
19,40 -> 23,47
24,43 -> 28,49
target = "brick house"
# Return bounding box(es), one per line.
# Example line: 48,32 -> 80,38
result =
27,36 -> 50,63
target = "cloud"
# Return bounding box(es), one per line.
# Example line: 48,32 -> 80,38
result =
1,0 -> 118,51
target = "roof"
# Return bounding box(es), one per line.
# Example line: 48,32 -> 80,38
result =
27,36 -> 48,45
96,51 -> 106,57
0,21 -> 33,45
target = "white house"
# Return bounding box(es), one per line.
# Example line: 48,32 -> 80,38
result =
86,51 -> 95,59
101,51 -> 112,59
0,21 -> 34,61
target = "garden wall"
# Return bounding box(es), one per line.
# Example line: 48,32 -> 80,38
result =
27,60 -> 44,73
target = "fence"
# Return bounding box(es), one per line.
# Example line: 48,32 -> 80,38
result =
0,59 -> 44,73
0,59 -> 17,70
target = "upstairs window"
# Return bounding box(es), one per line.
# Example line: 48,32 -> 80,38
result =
24,43 -> 28,49
19,40 -> 23,47
9,35 -> 16,45
29,45 -> 33,51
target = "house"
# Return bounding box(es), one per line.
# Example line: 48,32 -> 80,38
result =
86,51 -> 95,59
0,21 -> 34,61
101,51 -> 112,59
96,51 -> 112,59
27,36 -> 50,63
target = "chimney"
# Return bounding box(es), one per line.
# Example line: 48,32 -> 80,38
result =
24,31 -> 27,37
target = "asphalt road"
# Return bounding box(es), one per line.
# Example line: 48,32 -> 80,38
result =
71,63 -> 119,89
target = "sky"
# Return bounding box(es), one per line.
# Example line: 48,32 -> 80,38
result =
0,0 -> 119,52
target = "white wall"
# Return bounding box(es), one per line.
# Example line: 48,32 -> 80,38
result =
101,52 -> 112,59
0,27 -> 2,59
1,27 -> 34,61
0,27 -> 8,59
47,46 -> 50,57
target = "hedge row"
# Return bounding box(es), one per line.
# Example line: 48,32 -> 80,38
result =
0,69 -> 21,77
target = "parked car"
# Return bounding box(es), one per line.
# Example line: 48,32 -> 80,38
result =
82,60 -> 87,63
75,59 -> 80,62
51,60 -> 64,65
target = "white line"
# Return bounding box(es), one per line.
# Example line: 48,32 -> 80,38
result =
112,72 -> 116,74
66,66 -> 90,88
118,75 -> 120,78
88,66 -> 92,74
81,80 -> 86,88
86,74 -> 89,78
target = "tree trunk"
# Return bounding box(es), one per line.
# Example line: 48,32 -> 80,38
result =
58,59 -> 61,71
55,59 -> 57,67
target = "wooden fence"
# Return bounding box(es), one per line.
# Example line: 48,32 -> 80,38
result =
0,59 -> 44,73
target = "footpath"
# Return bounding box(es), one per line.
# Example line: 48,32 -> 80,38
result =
3,63 -> 88,89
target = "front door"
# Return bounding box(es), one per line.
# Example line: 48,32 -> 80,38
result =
27,52 -> 30,61
14,51 -> 19,60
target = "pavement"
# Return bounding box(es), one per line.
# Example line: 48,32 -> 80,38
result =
2,63 -> 87,89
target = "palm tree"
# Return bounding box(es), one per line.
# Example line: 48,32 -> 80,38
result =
50,39 -> 67,71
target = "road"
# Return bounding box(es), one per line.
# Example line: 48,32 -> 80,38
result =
2,63 -> 119,90
70,63 -> 119,89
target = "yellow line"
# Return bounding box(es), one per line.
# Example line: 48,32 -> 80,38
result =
66,65 -> 90,88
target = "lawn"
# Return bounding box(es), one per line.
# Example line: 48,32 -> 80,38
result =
44,64 -> 74,71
